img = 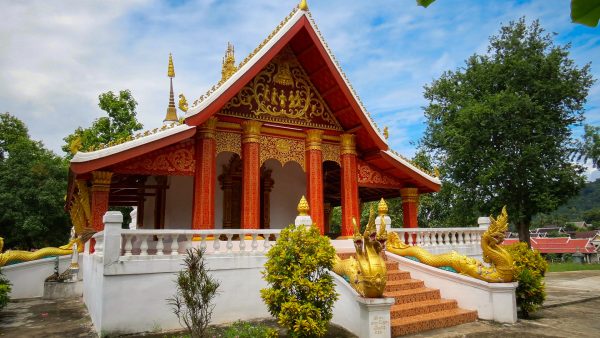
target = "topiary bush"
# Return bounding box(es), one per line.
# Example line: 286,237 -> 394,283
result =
505,242 -> 548,318
0,268 -> 11,310
261,224 -> 338,337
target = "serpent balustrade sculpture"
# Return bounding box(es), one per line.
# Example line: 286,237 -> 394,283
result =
333,207 -> 388,298
386,206 -> 514,283
0,180 -> 94,267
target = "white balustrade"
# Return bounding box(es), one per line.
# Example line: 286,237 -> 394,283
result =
389,227 -> 486,257
93,233 -> 104,256
117,229 -> 282,258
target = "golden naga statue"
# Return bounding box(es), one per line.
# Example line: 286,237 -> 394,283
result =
0,180 -> 94,267
0,237 -> 84,267
333,207 -> 388,298
387,206 -> 514,283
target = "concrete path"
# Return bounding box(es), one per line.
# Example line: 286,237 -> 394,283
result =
1,270 -> 599,337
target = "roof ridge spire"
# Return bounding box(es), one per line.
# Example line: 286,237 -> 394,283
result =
164,53 -> 178,124
299,0 -> 308,11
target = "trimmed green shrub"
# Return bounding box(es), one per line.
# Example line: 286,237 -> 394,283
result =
505,242 -> 548,318
0,268 -> 10,310
168,248 -> 220,338
261,224 -> 338,337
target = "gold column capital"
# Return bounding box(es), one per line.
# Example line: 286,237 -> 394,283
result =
340,133 -> 357,155
400,187 -> 419,203
198,116 -> 218,139
305,129 -> 324,151
241,120 -> 262,143
91,171 -> 113,192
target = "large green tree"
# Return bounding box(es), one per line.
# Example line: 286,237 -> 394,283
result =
0,113 -> 70,250
574,124 -> 600,168
421,18 -> 594,244
62,90 -> 143,158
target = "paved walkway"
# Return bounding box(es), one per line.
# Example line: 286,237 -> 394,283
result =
1,270 -> 599,337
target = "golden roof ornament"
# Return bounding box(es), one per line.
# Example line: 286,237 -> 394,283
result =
168,53 -> 175,78
383,126 -> 389,140
164,53 -> 179,124
221,42 -> 237,81
299,0 -> 308,11
377,198 -> 388,216
178,93 -> 188,112
297,195 -> 310,216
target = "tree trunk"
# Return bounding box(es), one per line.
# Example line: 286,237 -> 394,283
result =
517,222 -> 531,247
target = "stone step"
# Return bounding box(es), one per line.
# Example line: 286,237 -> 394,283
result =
387,270 -> 412,281
391,308 -> 478,337
390,299 -> 458,319
385,279 -> 424,292
386,261 -> 399,270
384,287 -> 441,304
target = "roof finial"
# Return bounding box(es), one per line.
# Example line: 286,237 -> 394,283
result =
167,53 -> 175,78
299,0 -> 308,11
378,198 -> 388,217
221,42 -> 237,82
164,53 -> 178,124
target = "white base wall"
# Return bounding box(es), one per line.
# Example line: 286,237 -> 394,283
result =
386,252 -> 518,323
83,253 -> 272,335
3,255 -> 82,299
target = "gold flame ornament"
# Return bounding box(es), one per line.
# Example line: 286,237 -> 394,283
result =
178,93 -> 188,112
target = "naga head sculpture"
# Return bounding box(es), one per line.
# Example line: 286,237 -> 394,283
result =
351,206 -> 388,298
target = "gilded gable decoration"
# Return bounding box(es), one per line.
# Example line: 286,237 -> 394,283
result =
113,140 -> 195,176
220,47 -> 342,130
357,159 -> 402,188
259,134 -> 305,171
215,131 -> 242,156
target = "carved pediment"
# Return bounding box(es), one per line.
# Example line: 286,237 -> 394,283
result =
220,46 -> 342,130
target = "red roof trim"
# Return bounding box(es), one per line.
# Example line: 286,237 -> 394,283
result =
70,128 -> 196,174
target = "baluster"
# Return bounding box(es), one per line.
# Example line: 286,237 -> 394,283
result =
466,231 -> 473,245
263,234 -> 270,251
124,235 -> 133,256
156,235 -> 164,256
430,231 -> 438,246
274,233 -> 281,241
458,231 -> 465,245
171,234 -> 179,255
140,235 -> 149,256
185,235 -> 193,251
239,233 -> 247,252
423,232 -> 431,247
442,231 -> 449,245
251,234 -> 258,252
226,234 -> 233,252
213,234 -> 221,253
200,235 -> 207,251
95,236 -> 104,255
416,232 -> 422,246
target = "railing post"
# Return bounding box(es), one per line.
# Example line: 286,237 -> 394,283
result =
478,217 -> 491,229
103,211 -> 123,266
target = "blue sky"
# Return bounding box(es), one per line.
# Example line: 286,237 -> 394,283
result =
1,0 -> 598,178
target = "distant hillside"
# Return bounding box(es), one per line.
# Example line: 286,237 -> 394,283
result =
533,178 -> 600,228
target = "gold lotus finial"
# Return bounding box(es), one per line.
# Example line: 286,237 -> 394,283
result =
378,198 -> 388,216
299,0 -> 308,11
297,196 -> 310,216
168,53 -> 175,78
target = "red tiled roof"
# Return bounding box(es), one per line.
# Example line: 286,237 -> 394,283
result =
503,237 -> 597,254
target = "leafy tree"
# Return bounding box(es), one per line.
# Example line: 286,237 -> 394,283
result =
168,248 -> 220,338
573,124 -> 600,168
421,18 -> 594,245
62,90 -> 142,158
0,113 -> 70,250
505,243 -> 547,318
261,224 -> 338,337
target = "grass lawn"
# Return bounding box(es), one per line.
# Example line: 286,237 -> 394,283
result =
548,262 -> 600,272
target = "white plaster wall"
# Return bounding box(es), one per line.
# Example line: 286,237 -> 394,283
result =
3,255 -> 80,299
83,254 -> 272,335
265,159 -> 306,229
164,176 -> 193,229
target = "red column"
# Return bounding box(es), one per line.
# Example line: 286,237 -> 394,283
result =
241,120 -> 262,229
91,171 -> 113,231
192,117 -> 217,229
340,133 -> 360,237
400,187 -> 419,228
305,129 -> 324,234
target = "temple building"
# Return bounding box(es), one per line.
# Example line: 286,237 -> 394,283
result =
65,2 -> 441,237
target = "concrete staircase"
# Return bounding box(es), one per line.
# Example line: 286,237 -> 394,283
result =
337,253 -> 478,336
